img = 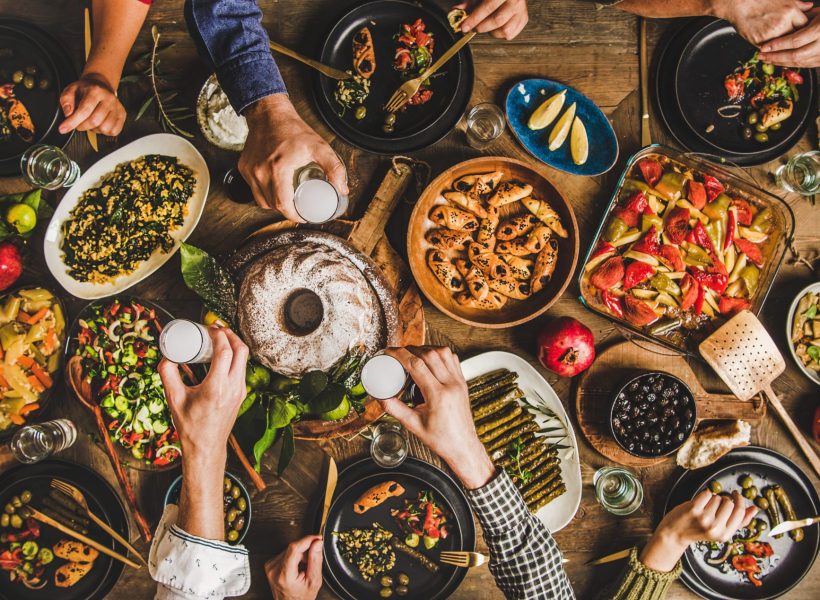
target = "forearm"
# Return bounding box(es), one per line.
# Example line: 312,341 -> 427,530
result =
614,0 -> 718,19
177,450 -> 227,541
85,0 -> 150,88
639,529 -> 688,573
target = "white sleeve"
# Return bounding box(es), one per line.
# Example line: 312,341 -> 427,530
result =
150,504 -> 251,600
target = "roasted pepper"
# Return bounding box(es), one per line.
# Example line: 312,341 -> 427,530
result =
591,240 -> 616,260
687,221 -> 716,254
731,555 -> 762,587
642,214 -> 664,233
703,192 -> 731,223
624,191 -> 653,215
650,273 -> 681,296
632,226 -> 662,256
750,207 -> 773,233
621,178 -> 653,196
604,216 -> 629,243
694,282 -> 705,314
654,172 -> 687,201
702,174 -> 725,202
624,261 -> 655,290
602,290 -> 624,318
739,264 -> 759,295
691,270 -> 729,294
724,209 -> 736,251
705,220 -> 725,255
684,244 -> 712,267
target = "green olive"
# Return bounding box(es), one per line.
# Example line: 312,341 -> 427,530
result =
383,124 -> 394,134
354,106 -> 366,120
224,478 -> 232,493
19,491 -> 31,504
38,78 -> 50,91
226,508 -> 238,524
0,514 -> 8,527
769,122 -> 782,131
396,585 -> 409,596
10,514 -> 22,529
231,486 -> 241,500
384,113 -> 397,126
742,486 -> 758,500
11,70 -> 23,84
754,122 -> 768,133
755,518 -> 768,531
227,529 -> 239,542
3,503 -> 14,515
708,480 -> 722,494
739,475 -> 754,489
11,496 -> 21,508
22,75 -> 34,90
762,63 -> 775,75
746,113 -> 759,125
236,497 -> 247,512
380,575 -> 394,587
754,132 -> 769,143
234,515 -> 245,531
397,573 -> 409,586
380,588 -> 393,598
755,497 -> 770,510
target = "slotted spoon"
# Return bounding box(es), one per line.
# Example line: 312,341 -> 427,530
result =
699,310 -> 820,477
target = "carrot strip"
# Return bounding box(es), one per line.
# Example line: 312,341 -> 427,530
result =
16,311 -> 31,324
42,328 -> 58,355
19,403 -> 39,416
27,308 -> 49,324
9,414 -> 24,426
0,374 -> 9,389
16,356 -> 35,369
27,375 -> 45,393
30,363 -> 53,389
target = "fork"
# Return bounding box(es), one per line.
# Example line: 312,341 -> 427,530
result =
51,479 -> 148,567
439,550 -> 488,568
384,31 -> 476,113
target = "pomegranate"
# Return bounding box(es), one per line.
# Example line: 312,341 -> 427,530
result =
536,317 -> 596,378
0,242 -> 22,292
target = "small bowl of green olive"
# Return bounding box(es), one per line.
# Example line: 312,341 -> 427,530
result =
164,471 -> 251,545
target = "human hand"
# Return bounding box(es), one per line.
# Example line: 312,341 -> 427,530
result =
639,489 -> 757,572
759,10 -> 820,67
265,535 -> 323,600
455,0 -> 529,40
711,0 -> 813,46
158,326 -> 249,459
379,346 -> 495,489
239,94 -> 348,220
58,74 -> 126,136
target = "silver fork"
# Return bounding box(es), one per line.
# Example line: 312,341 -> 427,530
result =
51,479 -> 148,566
439,550 -> 487,568
384,31 -> 476,113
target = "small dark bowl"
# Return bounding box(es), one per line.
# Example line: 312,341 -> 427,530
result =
164,470 -> 251,545
609,371 -> 696,458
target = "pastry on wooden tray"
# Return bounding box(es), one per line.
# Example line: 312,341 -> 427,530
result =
455,259 -> 490,301
488,277 -> 532,300
521,197 -> 568,238
352,27 -> 376,79
497,214 -> 539,240
488,181 -> 533,207
425,228 -> 473,251
531,238 -> 559,293
443,189 -> 488,218
429,205 -> 479,232
456,290 -> 507,309
427,250 -> 465,292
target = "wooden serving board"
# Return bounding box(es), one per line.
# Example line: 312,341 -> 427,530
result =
241,163 -> 425,440
574,340 -> 766,467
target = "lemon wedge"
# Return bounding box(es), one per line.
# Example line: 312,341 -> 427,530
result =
527,89 -> 566,130
570,116 -> 588,165
548,102 -> 576,151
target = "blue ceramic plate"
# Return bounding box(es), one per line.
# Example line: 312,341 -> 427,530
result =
505,78 -> 618,176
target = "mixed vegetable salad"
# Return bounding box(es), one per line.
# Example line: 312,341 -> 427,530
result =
391,490 -> 450,550
72,299 -> 180,467
581,154 -> 778,348
0,489 -> 51,590
0,288 -> 64,432
393,19 -> 435,106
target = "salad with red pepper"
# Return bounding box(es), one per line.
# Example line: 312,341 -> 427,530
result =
390,490 -> 449,550
393,19 -> 435,106
582,154 -> 777,349
73,299 -> 180,467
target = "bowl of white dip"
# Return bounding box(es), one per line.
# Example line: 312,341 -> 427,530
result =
196,73 -> 249,151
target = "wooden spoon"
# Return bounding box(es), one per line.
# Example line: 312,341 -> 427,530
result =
67,355 -> 153,542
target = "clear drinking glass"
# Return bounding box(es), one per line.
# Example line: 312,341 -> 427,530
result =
775,150 -> 820,196
593,466 -> 644,516
370,421 -> 408,468
465,102 -> 505,149
10,419 -> 78,464
159,319 -> 214,364
20,144 -> 80,189
292,162 -> 349,223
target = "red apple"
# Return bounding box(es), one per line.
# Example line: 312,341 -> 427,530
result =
536,316 -> 596,377
0,242 -> 23,292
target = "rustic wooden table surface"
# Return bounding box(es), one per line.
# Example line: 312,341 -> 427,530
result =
1,1 -> 818,599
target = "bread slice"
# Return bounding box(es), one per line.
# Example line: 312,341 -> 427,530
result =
54,539 -> 99,563
676,420 -> 751,470
55,561 -> 94,588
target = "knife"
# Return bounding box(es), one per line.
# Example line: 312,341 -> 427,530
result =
319,456 -> 338,535
767,515 -> 820,538
587,548 -> 632,566
83,8 -> 99,152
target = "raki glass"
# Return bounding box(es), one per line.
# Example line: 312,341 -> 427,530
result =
159,319 -> 213,364
20,144 -> 80,189
370,421 -> 408,469
10,419 -> 78,464
292,162 -> 349,223
593,466 -> 644,516
775,150 -> 820,196
465,102 -> 505,149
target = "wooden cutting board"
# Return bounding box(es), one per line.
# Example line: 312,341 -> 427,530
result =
575,340 -> 766,467
241,162 -> 425,440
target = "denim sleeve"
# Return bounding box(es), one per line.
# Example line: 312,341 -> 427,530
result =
185,0 -> 287,114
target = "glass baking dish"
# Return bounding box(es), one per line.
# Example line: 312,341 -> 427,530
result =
578,145 -> 795,356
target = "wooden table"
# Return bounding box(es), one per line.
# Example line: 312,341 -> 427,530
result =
1,1 -> 818,598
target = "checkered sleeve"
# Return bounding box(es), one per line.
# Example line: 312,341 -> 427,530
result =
465,471 -> 575,600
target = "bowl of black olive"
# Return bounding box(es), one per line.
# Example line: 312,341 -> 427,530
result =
164,471 -> 251,545
610,371 -> 696,458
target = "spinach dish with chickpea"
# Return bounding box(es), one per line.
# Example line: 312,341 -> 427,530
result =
60,154 -> 195,285
72,298 -> 181,467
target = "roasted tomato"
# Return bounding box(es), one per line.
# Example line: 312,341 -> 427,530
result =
623,294 -> 659,326
703,175 -> 725,203
659,245 -> 685,272
731,198 -> 754,226
632,226 -> 662,256
638,158 -> 663,188
624,261 -> 655,290
724,73 -> 746,102
784,69 -> 804,85
664,206 -> 691,245
687,180 -> 707,210
612,207 -> 640,228
590,256 -> 625,290
624,191 -> 651,215
734,238 -> 764,267
744,541 -> 773,558
680,274 -> 699,311
719,296 -> 751,315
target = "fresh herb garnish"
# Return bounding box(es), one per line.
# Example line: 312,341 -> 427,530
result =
506,436 -> 533,485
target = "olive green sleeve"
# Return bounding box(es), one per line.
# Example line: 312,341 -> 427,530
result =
598,547 -> 683,600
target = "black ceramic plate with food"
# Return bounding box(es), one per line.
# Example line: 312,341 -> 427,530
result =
0,20 -> 75,177
312,0 -> 474,154
320,457 -> 475,600
654,19 -> 810,167
674,19 -> 814,156
664,447 -> 819,600
0,460 -> 128,600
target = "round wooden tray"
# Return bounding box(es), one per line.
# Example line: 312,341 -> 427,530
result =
407,156 -> 579,328
574,340 -> 766,467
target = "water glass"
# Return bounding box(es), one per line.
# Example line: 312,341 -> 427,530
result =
593,466 -> 644,516
159,319 -> 214,364
10,419 -> 78,464
465,102 -> 505,149
775,151 -> 820,196
370,421 -> 408,469
20,144 -> 80,189
292,161 -> 349,223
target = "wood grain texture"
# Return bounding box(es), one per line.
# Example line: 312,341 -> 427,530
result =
0,1 -> 818,599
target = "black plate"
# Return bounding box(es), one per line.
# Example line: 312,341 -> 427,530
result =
312,0 -> 474,154
320,457 -> 475,600
0,460 -> 128,600
674,19 -> 814,156
655,19 -> 812,166
0,20 -> 75,177
664,447 -> 820,600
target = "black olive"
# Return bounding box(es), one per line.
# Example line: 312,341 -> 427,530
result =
741,127 -> 753,140
628,382 -> 639,392
641,385 -> 650,394
683,408 -> 693,421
